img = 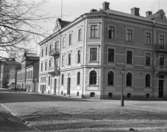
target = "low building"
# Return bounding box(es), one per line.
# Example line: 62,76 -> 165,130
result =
0,58 -> 20,89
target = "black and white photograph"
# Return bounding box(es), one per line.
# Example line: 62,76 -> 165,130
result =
0,0 -> 167,131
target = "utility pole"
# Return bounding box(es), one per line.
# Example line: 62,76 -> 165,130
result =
60,0 -> 63,18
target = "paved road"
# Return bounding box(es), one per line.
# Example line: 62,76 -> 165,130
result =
0,88 -> 85,132
0,89 -> 36,132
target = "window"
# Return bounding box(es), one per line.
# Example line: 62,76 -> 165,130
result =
159,55 -> 164,66
77,50 -> 81,63
45,61 -> 47,71
145,74 -> 151,87
127,51 -> 133,64
69,33 -> 72,45
108,71 -> 114,86
78,29 -> 82,41
126,29 -> 133,41
41,49 -> 44,57
41,62 -> 43,72
45,46 -> 48,56
68,53 -> 71,65
48,76 -> 51,85
108,48 -> 114,63
145,53 -> 151,66
90,25 -> 98,38
126,72 -> 132,87
146,32 -> 152,44
62,55 -> 65,67
49,44 -> 52,53
61,74 -> 64,85
89,70 -> 97,85
55,41 -> 59,50
108,26 -> 115,39
90,48 -> 97,62
159,33 -> 165,48
77,72 -> 80,85
62,37 -> 65,48
49,59 -> 52,67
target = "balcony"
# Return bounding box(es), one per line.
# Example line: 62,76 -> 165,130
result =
48,67 -> 60,76
153,44 -> 167,53
50,49 -> 60,57
155,66 -> 167,76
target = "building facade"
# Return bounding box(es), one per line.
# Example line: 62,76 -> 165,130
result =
16,52 -> 39,92
0,58 -> 20,88
38,2 -> 167,99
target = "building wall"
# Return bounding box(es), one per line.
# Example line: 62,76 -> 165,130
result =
39,7 -> 167,99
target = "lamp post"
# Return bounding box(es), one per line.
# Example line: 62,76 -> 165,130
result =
121,68 -> 125,107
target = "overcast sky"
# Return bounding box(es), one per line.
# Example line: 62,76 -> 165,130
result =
37,0 -> 167,32
1,0 -> 167,58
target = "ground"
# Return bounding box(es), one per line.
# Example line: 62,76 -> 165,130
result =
1,88 -> 167,132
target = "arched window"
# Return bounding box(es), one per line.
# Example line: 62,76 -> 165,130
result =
108,71 -> 114,86
89,70 -> 97,85
126,72 -> 132,87
145,74 -> 151,87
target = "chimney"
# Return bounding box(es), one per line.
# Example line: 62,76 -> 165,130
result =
146,11 -> 152,17
131,7 -> 140,16
102,1 -> 110,10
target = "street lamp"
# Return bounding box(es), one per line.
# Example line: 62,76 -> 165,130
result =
121,68 -> 125,107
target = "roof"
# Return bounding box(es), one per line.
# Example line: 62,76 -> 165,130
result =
39,6 -> 167,46
58,18 -> 71,28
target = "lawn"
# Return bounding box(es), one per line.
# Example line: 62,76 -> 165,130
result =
3,99 -> 167,132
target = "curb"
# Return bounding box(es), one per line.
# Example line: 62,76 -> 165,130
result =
0,104 -> 41,132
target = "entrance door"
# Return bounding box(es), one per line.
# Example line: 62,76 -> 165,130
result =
67,77 -> 71,95
54,79 -> 57,94
159,80 -> 164,98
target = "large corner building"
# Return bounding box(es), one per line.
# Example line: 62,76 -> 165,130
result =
38,2 -> 167,99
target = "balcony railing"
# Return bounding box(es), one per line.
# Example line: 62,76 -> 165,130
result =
153,44 -> 167,53
155,65 -> 167,76
50,49 -> 60,57
48,67 -> 60,76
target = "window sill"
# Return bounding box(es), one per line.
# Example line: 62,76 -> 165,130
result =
89,84 -> 98,87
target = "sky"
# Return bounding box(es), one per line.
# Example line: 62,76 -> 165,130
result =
1,0 -> 167,58
37,0 -> 167,32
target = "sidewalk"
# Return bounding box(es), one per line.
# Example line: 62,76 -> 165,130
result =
0,104 -> 35,132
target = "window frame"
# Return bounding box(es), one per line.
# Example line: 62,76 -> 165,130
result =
77,72 -> 80,85
126,72 -> 132,87
145,74 -> 151,88
90,47 -> 97,62
108,25 -> 115,40
90,24 -> 99,39
126,28 -> 133,41
89,70 -> 97,85
126,50 -> 133,65
108,48 -> 115,63
108,71 -> 114,86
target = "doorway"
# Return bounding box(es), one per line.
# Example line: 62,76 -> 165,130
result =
54,79 -> 57,94
159,80 -> 164,98
67,77 -> 71,95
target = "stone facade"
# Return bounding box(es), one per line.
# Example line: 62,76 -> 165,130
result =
38,2 -> 167,99
16,52 -> 39,92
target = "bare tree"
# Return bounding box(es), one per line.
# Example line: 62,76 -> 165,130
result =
0,0 -> 52,53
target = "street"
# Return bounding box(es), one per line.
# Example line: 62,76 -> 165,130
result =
1,88 -> 167,132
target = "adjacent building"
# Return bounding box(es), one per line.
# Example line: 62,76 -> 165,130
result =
0,58 -> 20,89
16,52 -> 39,92
38,2 -> 167,99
